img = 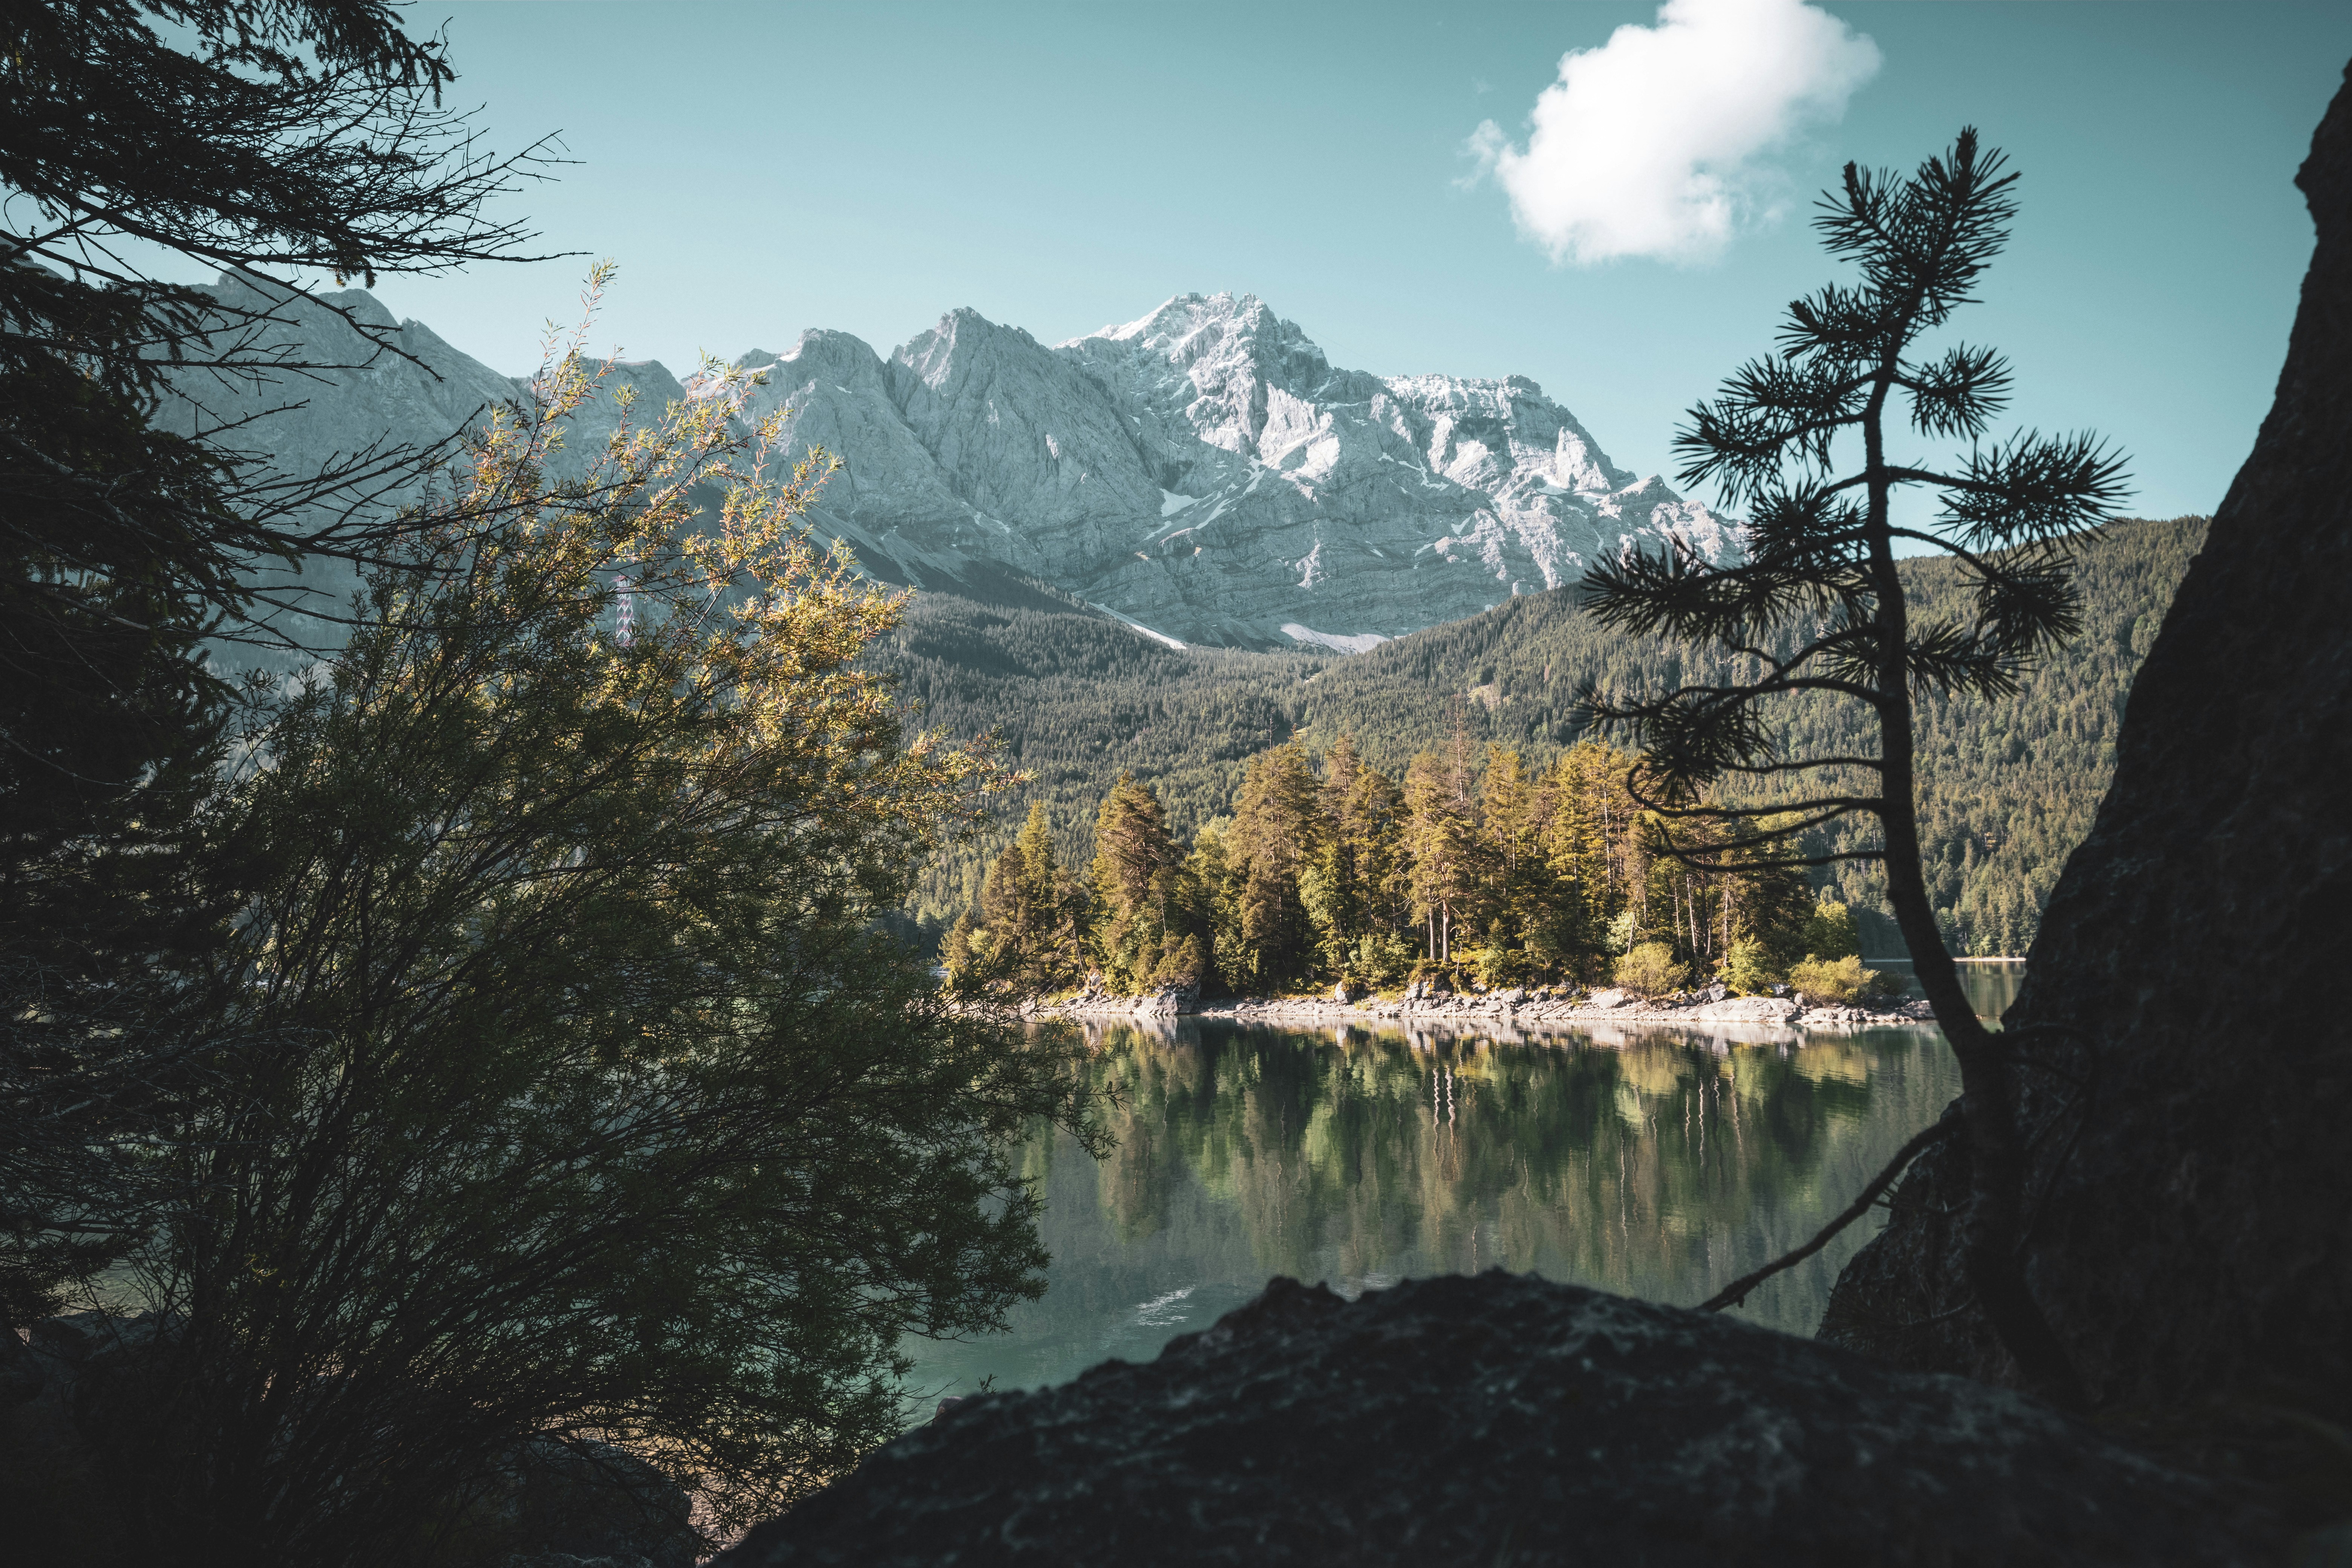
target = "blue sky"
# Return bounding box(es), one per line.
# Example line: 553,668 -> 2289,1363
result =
362,1 -> 2350,524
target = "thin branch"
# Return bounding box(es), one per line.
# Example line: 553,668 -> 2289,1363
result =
1699,1111 -> 1958,1311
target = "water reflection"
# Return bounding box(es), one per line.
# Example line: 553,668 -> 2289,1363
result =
1876,956 -> 2026,1022
907,1009 -> 1968,1402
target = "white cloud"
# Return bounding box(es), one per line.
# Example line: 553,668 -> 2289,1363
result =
1468,0 -> 1880,266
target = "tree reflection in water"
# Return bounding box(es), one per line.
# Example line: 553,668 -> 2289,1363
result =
905,1018 -> 1962,1407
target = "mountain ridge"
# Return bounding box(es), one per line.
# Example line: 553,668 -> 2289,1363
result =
163,281 -> 1733,651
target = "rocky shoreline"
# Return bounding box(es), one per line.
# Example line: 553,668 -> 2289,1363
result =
1024,982 -> 1939,1034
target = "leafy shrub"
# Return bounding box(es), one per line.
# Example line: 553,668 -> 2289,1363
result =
1148,933 -> 1207,988
1800,899 -> 1863,962
1787,954 -> 1894,1004
1723,937 -> 1782,995
1613,941 -> 1686,997
1350,931 -> 1415,988
1605,910 -> 1639,956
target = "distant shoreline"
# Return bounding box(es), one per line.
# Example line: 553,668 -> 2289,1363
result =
1030,990 -> 1939,1035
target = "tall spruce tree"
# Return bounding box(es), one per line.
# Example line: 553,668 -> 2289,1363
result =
1576,130 -> 2126,1405
1227,743 -> 1322,990
1087,773 -> 1182,989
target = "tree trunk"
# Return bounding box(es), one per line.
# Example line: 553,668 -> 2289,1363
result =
1864,369 -> 2087,1412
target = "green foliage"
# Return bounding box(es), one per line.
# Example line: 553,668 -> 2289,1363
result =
961,734 -> 1816,999
1724,938 -> 1780,995
83,334 -> 1094,1566
1802,900 -> 1864,962
1615,942 -> 1688,997
1606,910 -> 1640,956
1788,955 -> 1893,1006
0,0 -> 550,1319
1227,744 -> 1325,990
949,801 -> 1091,995
1081,773 -> 1184,992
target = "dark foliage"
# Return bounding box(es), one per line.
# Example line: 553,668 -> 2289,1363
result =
0,0 -> 551,1316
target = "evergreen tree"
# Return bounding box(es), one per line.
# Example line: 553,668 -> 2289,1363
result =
1226,743 -> 1322,990
1305,736 -> 1411,983
959,801 -> 1085,993
1576,129 -> 2124,1405
1087,773 -> 1182,990
1401,746 -> 1485,968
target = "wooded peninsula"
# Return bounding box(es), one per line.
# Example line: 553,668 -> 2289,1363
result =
946,735 -> 1886,1005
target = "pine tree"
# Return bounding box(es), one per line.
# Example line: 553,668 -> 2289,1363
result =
1576,129 -> 2124,1405
1310,736 -> 1410,980
1088,773 -> 1181,989
1402,749 -> 1484,967
1227,743 -> 1323,989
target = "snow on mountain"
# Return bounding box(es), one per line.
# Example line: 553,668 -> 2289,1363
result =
168,281 -> 1736,652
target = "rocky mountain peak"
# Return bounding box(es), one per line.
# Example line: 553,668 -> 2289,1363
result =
170,277 -> 1741,652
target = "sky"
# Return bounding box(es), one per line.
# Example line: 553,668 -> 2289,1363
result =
343,0 -> 2351,525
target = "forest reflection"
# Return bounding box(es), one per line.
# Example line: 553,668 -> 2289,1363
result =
907,1018 -> 1963,1403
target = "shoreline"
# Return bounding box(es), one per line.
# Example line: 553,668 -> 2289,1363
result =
1024,989 -> 1941,1034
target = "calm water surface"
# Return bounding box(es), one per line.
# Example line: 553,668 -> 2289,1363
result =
904,964 -> 2019,1404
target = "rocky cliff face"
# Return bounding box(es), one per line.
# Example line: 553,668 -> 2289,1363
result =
1821,65 -> 2352,1427
162,285 -> 1730,651
712,1274 -> 2270,1566
755,291 -> 1733,648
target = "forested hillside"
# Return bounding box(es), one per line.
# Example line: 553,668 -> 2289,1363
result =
879,516 -> 2208,958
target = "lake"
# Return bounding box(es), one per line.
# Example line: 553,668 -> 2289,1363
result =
903,963 -> 2021,1405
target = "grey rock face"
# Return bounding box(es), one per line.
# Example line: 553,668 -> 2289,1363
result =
167,282 -> 1730,652
152,276 -> 529,668
1820,64 -> 2352,1420
714,1273 -> 2268,1567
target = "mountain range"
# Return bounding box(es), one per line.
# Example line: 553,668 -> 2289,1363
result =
163,278 -> 1736,651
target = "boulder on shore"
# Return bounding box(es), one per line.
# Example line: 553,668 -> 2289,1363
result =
714,1274 -> 2271,1567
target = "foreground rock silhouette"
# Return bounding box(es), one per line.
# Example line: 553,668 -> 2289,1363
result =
714,1274 -> 2268,1567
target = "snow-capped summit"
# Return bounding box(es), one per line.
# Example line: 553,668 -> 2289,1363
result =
161,279 -> 1736,652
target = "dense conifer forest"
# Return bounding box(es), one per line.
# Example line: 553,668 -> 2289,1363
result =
879,514 -> 2207,959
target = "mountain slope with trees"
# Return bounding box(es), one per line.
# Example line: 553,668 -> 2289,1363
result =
885,514 -> 2207,960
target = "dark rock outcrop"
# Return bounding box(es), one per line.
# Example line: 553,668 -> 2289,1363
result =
0,1312 -> 698,1568
716,1274 -> 2270,1566
1821,64 -> 2352,1423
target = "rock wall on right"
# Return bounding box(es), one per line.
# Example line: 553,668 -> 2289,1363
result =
1821,64 -> 2352,1419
